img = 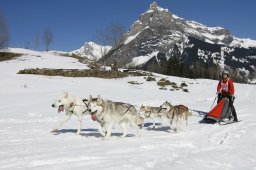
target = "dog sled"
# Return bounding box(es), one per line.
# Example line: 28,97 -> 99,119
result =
201,97 -> 237,125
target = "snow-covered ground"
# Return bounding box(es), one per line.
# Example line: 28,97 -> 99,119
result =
1,49 -> 256,170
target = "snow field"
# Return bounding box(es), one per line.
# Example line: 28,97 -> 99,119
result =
0,49 -> 256,170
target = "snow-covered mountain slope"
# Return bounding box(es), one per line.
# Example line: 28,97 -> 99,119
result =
184,19 -> 256,48
102,2 -> 256,81
0,48 -> 88,72
70,42 -> 111,61
0,49 -> 256,170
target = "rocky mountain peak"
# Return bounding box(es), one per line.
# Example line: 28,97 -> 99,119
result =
150,2 -> 158,9
101,3 -> 256,82
150,1 -> 157,9
149,1 -> 169,13
126,2 -> 175,38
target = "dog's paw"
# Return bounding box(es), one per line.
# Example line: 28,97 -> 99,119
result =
173,128 -> 178,133
119,134 -> 127,138
100,131 -> 107,137
51,129 -> 60,134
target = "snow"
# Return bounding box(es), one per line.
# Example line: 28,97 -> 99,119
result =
186,19 -> 256,48
145,9 -> 154,14
184,27 -> 202,37
204,39 -> 215,44
247,55 -> 256,59
156,6 -> 169,12
230,37 -> 256,48
231,56 -> 238,61
1,48 -> 88,72
1,49 -> 256,170
202,33 -> 219,40
172,15 -> 185,23
198,49 -> 209,62
126,51 -> 159,67
187,20 -> 224,33
237,67 -> 250,76
124,32 -> 141,44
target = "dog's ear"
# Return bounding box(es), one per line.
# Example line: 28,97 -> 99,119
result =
97,95 -> 102,103
63,92 -> 69,98
139,104 -> 143,109
89,95 -> 92,101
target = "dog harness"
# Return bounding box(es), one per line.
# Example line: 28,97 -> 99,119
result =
68,99 -> 89,114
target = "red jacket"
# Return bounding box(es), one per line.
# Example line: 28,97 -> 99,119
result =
217,78 -> 234,97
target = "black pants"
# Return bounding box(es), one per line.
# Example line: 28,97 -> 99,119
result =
217,94 -> 238,121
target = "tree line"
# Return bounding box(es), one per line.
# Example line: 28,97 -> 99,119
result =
141,55 -> 248,83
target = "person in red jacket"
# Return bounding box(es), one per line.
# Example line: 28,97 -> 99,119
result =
217,70 -> 238,122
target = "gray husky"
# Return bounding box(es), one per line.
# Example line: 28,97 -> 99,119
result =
160,101 -> 192,132
88,95 -> 144,139
139,105 -> 165,129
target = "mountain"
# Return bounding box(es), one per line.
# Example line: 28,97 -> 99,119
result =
70,41 -> 111,61
101,2 -> 256,82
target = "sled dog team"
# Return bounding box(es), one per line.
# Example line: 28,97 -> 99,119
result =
51,92 -> 192,139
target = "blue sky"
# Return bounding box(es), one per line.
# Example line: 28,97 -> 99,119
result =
1,0 -> 256,51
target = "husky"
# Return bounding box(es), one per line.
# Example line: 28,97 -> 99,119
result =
160,101 -> 192,132
88,95 -> 144,139
51,92 -> 90,135
139,105 -> 165,129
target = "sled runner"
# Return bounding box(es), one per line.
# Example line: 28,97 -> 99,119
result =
202,97 -> 236,125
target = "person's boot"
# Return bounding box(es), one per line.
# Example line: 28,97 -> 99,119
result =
233,112 -> 238,122
231,106 -> 238,122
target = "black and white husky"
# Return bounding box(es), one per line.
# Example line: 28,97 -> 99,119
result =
88,95 -> 144,139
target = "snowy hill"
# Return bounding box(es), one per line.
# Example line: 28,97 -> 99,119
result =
0,49 -> 256,169
102,2 -> 256,81
0,48 -> 88,71
70,42 -> 111,61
